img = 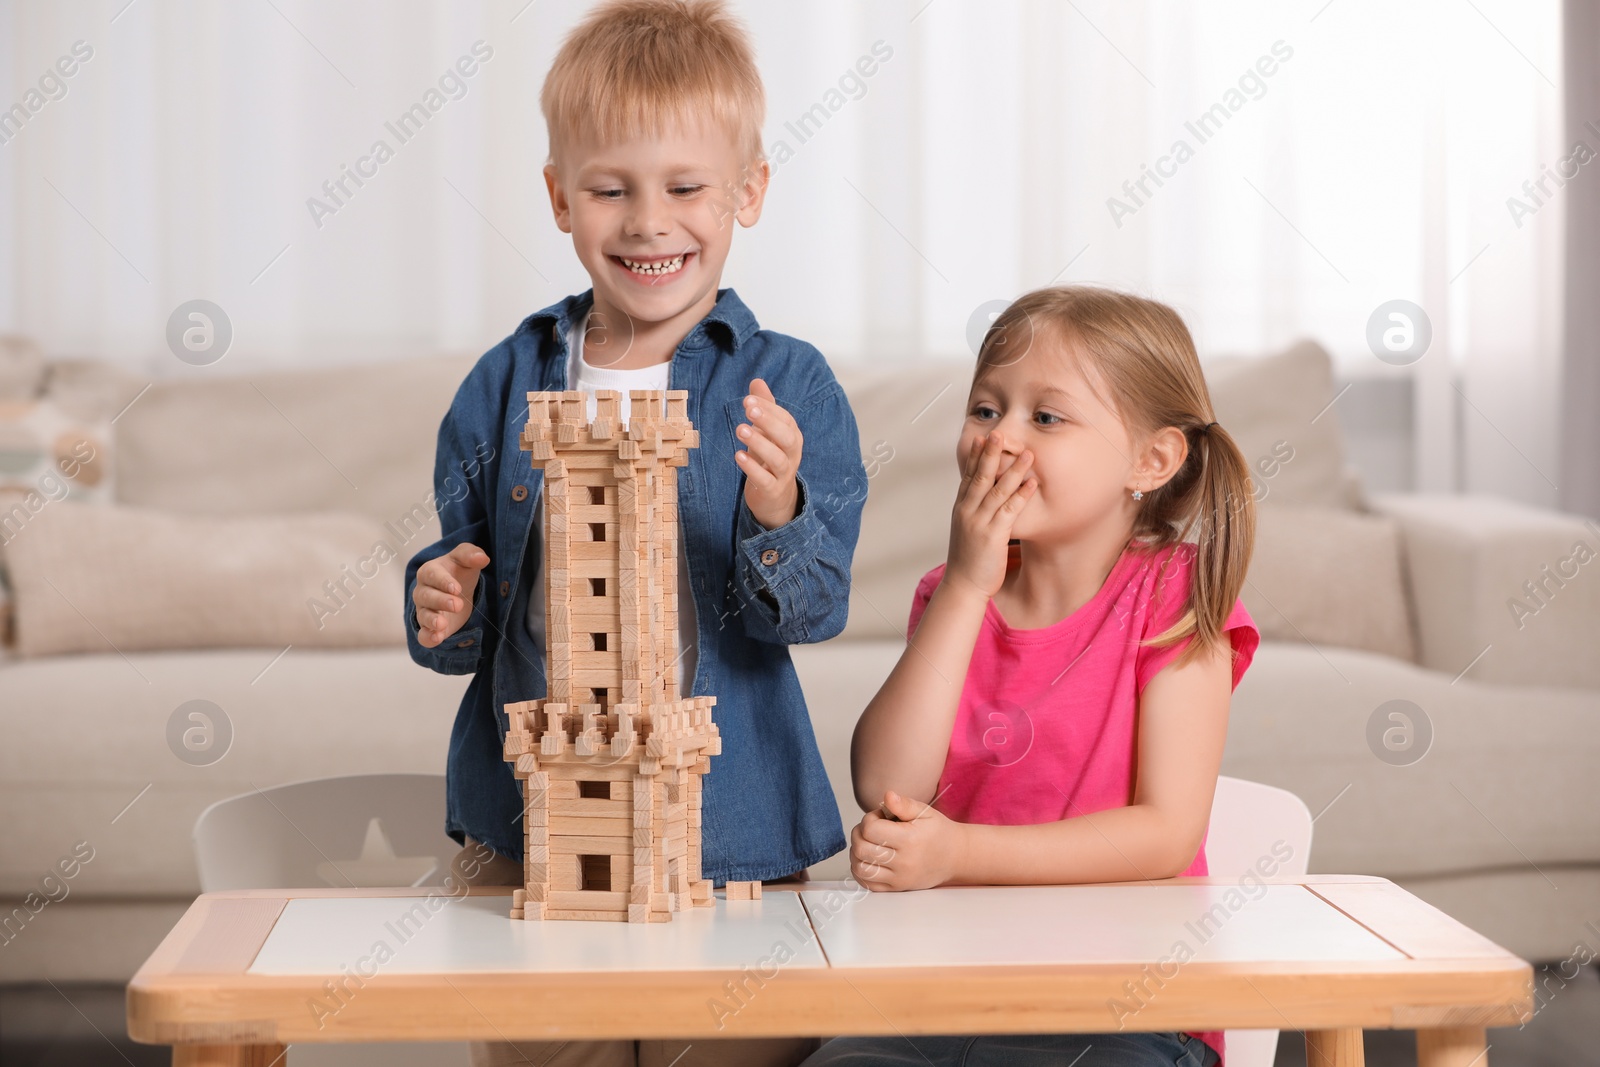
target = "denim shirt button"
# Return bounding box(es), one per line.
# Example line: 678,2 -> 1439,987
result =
511,484 -> 528,502
500,580 -> 510,597
455,638 -> 475,648
760,548 -> 780,566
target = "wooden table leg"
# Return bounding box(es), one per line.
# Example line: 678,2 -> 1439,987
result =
1417,1027 -> 1489,1067
172,1044 -> 288,1067
1306,1028 -> 1365,1067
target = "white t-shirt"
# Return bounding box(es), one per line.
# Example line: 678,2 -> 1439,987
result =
525,312 -> 699,696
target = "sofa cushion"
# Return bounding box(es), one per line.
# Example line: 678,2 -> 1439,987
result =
0,398 -> 114,506
1218,641 -> 1600,880
43,356 -> 149,423
1,500 -> 435,657
114,353 -> 476,520
1371,493 -> 1600,689
0,647 -> 467,899
0,354 -> 156,521
833,365 -> 966,641
1243,505 -> 1417,661
1206,339 -> 1361,509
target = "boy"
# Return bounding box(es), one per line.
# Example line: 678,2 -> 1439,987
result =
404,1 -> 864,1063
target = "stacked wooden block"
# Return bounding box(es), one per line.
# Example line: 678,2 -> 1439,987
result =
503,389 -> 722,922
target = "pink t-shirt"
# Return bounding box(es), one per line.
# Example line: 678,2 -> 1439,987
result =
907,540 -> 1259,1067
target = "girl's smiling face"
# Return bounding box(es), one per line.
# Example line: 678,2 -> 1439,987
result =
543,122 -> 767,344
960,337 -> 1143,545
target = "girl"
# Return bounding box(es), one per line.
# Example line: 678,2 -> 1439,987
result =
807,287 -> 1260,1067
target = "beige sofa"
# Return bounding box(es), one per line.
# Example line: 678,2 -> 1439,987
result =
1,340 -> 1596,983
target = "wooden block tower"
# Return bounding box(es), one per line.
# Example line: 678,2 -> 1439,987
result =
501,388 -> 721,922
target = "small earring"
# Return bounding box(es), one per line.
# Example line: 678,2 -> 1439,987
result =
1131,487 -> 1144,501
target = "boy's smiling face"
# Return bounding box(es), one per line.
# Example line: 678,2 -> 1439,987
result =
544,122 -> 768,360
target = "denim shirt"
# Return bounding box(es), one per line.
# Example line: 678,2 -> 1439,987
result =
403,288 -> 864,882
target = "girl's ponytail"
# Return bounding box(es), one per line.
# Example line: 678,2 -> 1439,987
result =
1147,418 -> 1256,669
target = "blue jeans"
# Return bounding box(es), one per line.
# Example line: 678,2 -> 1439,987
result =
802,1031 -> 1219,1067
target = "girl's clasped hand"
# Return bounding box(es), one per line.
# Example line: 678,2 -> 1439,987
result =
851,789 -> 964,892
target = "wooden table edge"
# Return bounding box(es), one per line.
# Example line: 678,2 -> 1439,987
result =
128,959 -> 1534,1044
125,875 -> 1535,1048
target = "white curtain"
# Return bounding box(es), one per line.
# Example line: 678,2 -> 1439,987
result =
1562,0 -> 1600,521
0,0 -> 1565,505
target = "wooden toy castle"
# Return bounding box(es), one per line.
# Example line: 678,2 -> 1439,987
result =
501,388 -> 731,922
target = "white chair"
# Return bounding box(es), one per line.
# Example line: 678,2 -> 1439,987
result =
1207,775 -> 1315,1067
193,773 -> 462,892
192,773 -> 470,1066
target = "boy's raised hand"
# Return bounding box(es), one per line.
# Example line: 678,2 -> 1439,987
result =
850,789 -> 963,892
734,377 -> 802,530
413,542 -> 491,648
945,431 -> 1036,601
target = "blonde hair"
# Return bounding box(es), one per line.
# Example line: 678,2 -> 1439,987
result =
540,0 -> 766,168
976,286 -> 1257,670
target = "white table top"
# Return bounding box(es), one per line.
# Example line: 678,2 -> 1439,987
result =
248,882 -> 1405,977
130,880 -> 1533,1046
249,893 -> 824,975
798,884 -> 1406,968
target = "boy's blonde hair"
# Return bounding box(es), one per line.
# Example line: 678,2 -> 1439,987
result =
977,286 -> 1257,671
540,0 -> 765,169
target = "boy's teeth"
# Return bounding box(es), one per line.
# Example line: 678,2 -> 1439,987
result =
621,254 -> 686,275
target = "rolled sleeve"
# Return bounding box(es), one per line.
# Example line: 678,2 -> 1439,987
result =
404,555 -> 491,674
402,354 -> 505,676
734,473 -> 822,641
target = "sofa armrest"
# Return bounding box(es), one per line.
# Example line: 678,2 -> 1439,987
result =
1369,493 -> 1600,689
